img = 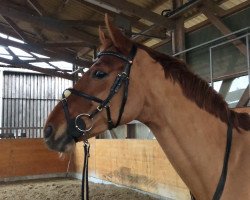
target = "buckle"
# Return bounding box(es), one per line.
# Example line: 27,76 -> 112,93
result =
97,105 -> 102,111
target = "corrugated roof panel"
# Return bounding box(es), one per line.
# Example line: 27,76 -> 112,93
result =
56,1 -> 97,20
184,14 -> 207,29
153,1 -> 172,15
127,0 -> 153,8
38,0 -> 63,14
143,38 -> 161,47
219,0 -> 247,10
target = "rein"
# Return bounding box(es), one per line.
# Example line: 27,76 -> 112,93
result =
191,119 -> 233,200
60,45 -> 137,200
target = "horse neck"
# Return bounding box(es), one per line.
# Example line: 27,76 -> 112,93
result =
136,61 -> 228,199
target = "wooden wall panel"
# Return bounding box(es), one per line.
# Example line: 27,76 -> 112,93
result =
0,139 -> 69,178
73,139 -> 190,200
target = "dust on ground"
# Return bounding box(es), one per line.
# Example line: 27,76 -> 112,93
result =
0,178 -> 163,200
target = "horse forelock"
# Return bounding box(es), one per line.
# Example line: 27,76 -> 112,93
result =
136,43 -> 250,131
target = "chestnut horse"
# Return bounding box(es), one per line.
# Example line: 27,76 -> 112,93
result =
44,15 -> 250,200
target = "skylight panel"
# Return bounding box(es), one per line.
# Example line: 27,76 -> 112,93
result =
0,55 -> 13,60
18,57 -> 36,61
31,52 -> 50,59
0,47 -> 10,55
0,62 -> 9,66
8,46 -> 33,57
29,62 -> 54,69
8,36 -> 25,44
0,33 -> 7,39
49,61 -> 72,70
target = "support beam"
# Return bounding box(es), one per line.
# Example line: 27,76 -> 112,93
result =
150,0 -> 249,50
27,0 -> 48,16
79,0 -> 148,31
166,0 -> 202,18
0,4 -> 99,46
200,6 -> 247,56
38,41 -> 94,48
172,0 -> 186,60
53,0 -> 70,15
203,0 -> 226,16
2,16 -> 29,42
237,85 -> 250,107
0,57 -> 74,80
219,78 -> 234,98
99,0 -> 174,28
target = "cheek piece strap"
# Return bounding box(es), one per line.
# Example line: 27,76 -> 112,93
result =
61,45 -> 137,141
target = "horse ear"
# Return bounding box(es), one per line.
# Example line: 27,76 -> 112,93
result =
98,26 -> 106,45
104,14 -> 132,54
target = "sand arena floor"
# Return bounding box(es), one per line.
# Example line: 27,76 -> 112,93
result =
0,178 -> 163,200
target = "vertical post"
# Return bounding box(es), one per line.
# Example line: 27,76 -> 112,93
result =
72,63 -> 78,85
246,34 -> 250,98
209,47 -> 214,88
0,70 -> 3,134
172,0 -> 186,61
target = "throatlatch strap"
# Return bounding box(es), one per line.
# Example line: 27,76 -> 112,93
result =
82,143 -> 90,200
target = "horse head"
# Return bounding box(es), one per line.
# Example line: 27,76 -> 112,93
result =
43,15 -> 148,152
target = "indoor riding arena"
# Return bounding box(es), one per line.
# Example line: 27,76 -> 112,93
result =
0,1 -> 250,200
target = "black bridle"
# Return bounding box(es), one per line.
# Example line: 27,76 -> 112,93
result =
61,45 -> 137,141
60,45 -> 137,200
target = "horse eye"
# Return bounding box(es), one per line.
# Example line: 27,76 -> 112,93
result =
92,70 -> 108,79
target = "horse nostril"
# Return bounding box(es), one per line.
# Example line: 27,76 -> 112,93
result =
44,125 -> 53,138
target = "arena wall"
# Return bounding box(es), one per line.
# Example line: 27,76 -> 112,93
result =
72,139 -> 190,200
0,108 -> 249,199
0,139 -> 70,181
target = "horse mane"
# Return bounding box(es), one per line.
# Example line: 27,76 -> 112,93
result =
136,43 -> 250,131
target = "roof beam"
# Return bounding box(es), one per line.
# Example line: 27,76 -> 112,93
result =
98,0 -> 174,28
0,4 -> 99,46
237,85 -> 250,107
151,1 -> 249,50
202,0 -> 226,16
2,16 -> 29,42
218,78 -> 234,98
200,6 -> 247,56
38,41 -> 94,48
167,0 -> 203,19
27,0 -> 48,16
79,0 -> 148,31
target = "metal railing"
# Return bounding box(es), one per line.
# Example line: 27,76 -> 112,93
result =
173,26 -> 250,107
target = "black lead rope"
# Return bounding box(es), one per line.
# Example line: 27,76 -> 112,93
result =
190,120 -> 233,200
82,141 -> 90,200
